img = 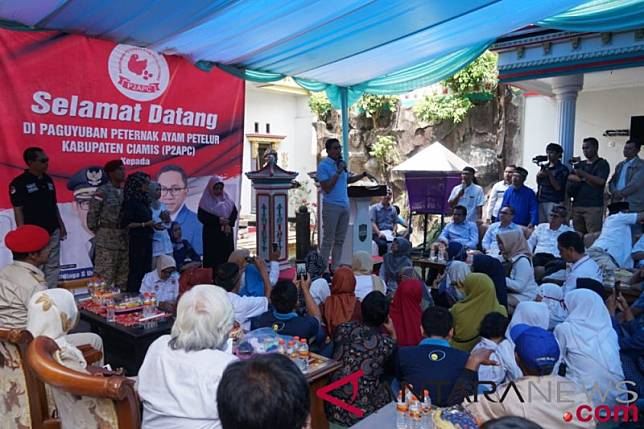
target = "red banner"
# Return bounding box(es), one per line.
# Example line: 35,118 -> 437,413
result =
0,29 -> 245,280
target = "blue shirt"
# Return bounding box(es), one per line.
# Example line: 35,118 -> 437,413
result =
438,221 -> 479,249
250,310 -> 322,344
317,157 -> 349,208
616,157 -> 636,190
395,338 -> 470,407
174,204 -> 203,255
482,222 -> 520,253
501,186 -> 538,226
370,203 -> 397,230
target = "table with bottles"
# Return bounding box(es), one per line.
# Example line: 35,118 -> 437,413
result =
77,280 -> 174,375
232,330 -> 341,429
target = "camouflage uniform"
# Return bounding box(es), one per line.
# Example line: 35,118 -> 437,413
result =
87,182 -> 128,289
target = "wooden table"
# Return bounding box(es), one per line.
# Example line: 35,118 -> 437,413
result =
80,309 -> 173,376
305,353 -> 342,429
412,257 -> 447,280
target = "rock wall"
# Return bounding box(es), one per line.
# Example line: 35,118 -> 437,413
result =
313,85 -> 523,200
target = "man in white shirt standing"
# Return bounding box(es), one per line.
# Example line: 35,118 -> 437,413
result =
448,167 -> 485,224
486,165 -> 515,223
558,231 -> 602,295
482,206 -> 520,256
587,202 -> 644,271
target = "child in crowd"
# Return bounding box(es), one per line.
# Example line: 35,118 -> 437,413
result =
470,312 -> 511,393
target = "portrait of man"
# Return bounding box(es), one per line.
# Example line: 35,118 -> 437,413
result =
60,166 -> 107,279
157,164 -> 203,255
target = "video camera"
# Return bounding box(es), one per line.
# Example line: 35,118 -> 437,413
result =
568,156 -> 582,169
531,155 -> 548,168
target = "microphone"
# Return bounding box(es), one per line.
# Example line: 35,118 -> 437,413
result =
336,156 -> 348,172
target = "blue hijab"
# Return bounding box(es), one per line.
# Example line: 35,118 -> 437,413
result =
239,263 -> 265,297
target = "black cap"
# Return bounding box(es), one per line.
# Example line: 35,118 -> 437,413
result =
67,167 -> 107,194
514,166 -> 528,177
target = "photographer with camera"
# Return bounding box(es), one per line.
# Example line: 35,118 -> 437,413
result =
567,137 -> 610,234
535,143 -> 569,224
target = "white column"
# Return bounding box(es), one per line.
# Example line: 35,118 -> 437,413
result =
551,75 -> 583,163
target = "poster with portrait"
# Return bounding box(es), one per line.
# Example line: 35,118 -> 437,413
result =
0,28 -> 244,281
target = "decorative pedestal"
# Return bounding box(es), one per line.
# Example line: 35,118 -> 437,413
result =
246,160 -> 297,265
339,186 -> 387,265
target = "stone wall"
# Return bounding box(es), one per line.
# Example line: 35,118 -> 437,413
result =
312,85 -> 523,200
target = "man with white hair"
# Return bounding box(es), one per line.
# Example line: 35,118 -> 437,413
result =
137,284 -> 238,429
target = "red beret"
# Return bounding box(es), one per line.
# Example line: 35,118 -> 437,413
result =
5,225 -> 50,253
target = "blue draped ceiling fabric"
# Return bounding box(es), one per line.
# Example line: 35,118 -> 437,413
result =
2,0 -> 644,152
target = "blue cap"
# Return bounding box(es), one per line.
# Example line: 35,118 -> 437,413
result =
510,324 -> 560,373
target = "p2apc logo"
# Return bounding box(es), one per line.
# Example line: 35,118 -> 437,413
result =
108,44 -> 169,102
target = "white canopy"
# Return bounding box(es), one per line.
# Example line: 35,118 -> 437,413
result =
393,142 -> 468,173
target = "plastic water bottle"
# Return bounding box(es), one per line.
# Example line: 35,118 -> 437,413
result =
409,396 -> 421,429
276,338 -> 286,355
396,390 -> 409,429
105,301 -> 116,323
298,339 -> 309,371
287,340 -> 297,363
421,389 -> 433,428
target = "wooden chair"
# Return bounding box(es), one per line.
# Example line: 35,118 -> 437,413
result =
27,336 -> 140,429
0,328 -> 55,429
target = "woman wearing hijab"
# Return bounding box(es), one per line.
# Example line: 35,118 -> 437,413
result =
555,289 -> 625,406
353,251 -> 386,300
389,278 -> 424,346
536,283 -> 567,329
497,301 -> 550,380
27,289 -> 114,428
497,229 -> 537,312
433,243 -> 468,307
149,181 -> 173,268
198,176 -> 238,268
140,255 -> 180,306
450,273 -> 507,352
472,253 -> 508,307
121,172 -> 153,293
381,237 -> 412,294
399,266 -> 433,310
322,266 -> 360,337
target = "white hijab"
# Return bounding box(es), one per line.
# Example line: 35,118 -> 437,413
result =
556,289 -> 623,378
498,301 -> 551,380
27,289 -> 86,370
537,283 -> 567,329
310,278 -> 331,306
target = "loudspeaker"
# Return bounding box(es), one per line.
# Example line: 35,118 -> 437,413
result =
631,116 -> 644,142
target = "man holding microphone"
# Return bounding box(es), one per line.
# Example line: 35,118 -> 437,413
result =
448,166 -> 485,223
317,138 -> 373,272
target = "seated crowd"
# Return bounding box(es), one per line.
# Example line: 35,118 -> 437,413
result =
1,138 -> 643,429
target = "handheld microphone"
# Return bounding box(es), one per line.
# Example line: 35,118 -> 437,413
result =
336,156 -> 348,172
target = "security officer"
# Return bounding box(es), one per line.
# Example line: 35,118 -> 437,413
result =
9,147 -> 66,288
61,166 -> 107,278
87,160 -> 128,289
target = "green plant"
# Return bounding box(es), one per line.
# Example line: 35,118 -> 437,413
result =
445,51 -> 498,94
308,92 -> 332,119
413,94 -> 473,124
369,135 -> 400,182
356,94 -> 399,118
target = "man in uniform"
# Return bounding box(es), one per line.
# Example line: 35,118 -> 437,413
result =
87,160 -> 128,289
9,147 -> 66,288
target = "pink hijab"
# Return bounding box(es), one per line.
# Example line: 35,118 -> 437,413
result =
198,176 -> 235,218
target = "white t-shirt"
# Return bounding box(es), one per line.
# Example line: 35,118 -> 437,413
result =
562,255 -> 603,295
486,180 -> 510,219
590,212 -> 639,268
449,183 -> 485,223
137,335 -> 238,429
226,292 -> 268,331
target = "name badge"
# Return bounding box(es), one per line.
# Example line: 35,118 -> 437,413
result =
26,183 -> 38,193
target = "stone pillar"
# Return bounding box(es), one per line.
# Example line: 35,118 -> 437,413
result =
551,74 -> 583,163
